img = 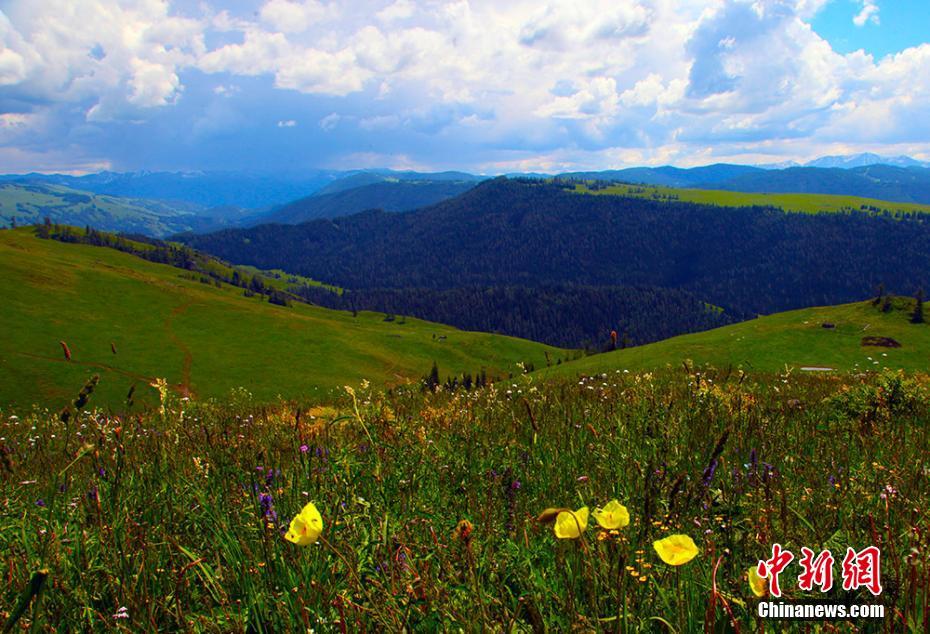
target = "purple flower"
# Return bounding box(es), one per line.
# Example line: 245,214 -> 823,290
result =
299,444 -> 309,453
702,459 -> 718,487
259,493 -> 274,516
35,499 -> 46,507
264,468 -> 280,487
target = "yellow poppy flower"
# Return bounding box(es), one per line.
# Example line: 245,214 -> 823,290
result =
653,534 -> 699,565
285,502 -> 323,546
593,500 -> 630,530
748,566 -> 766,597
554,506 -> 589,539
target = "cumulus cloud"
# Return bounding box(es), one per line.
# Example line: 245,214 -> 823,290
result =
260,0 -> 337,33
0,0 -> 204,122
0,0 -> 928,172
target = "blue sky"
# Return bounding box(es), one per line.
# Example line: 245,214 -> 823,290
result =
812,0 -> 930,57
0,0 -> 929,174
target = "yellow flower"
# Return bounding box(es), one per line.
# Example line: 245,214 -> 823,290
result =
285,502 -> 323,546
653,534 -> 699,566
748,566 -> 766,597
554,506 -> 589,539
593,499 -> 630,530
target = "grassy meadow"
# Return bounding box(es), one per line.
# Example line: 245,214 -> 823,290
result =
544,298 -> 930,378
2,226 -> 928,632
575,183 -> 930,217
0,228 -> 561,410
1,367 -> 928,631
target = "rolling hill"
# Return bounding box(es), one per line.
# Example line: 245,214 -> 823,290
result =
543,297 -> 930,376
266,179 -> 478,224
312,170 -> 483,196
181,178 -> 930,320
0,227 -> 562,410
0,182 -> 221,236
0,170 -> 340,209
560,163 -> 930,204
576,182 -> 930,216
717,164 -> 930,204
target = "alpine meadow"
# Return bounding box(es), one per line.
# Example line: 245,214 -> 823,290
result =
2,1 -> 930,632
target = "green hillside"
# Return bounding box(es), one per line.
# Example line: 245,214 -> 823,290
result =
0,228 -> 562,410
0,182 -> 209,236
575,182 -> 930,216
544,298 -> 930,377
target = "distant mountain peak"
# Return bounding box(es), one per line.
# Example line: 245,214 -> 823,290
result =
804,153 -> 929,169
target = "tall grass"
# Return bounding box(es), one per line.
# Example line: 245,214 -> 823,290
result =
1,368 -> 928,631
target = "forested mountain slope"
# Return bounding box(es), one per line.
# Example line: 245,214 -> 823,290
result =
183,179 -> 930,321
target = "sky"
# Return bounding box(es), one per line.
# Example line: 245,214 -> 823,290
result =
0,0 -> 929,174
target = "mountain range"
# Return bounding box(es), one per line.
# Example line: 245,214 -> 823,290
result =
5,155 -> 930,236
180,178 -> 930,347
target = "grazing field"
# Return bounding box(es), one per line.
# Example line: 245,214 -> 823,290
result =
0,368 -> 927,631
0,228 -> 561,410
575,182 -> 930,217
544,298 -> 930,378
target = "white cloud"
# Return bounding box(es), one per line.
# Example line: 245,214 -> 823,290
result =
319,112 -> 341,130
0,0 -> 204,121
377,0 -> 416,22
0,0 -> 929,172
853,1 -> 879,27
259,0 -> 337,34
277,119 -> 297,127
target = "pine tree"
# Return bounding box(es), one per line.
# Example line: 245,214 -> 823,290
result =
424,361 -> 440,392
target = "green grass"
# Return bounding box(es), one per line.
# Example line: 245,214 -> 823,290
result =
575,182 -> 930,216
0,228 -> 562,410
544,297 -> 930,378
235,265 -> 343,295
1,369 -> 927,630
0,183 -> 202,236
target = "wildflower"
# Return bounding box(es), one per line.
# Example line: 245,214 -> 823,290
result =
260,493 -> 274,517
453,519 -> 474,542
653,534 -> 699,566
112,606 -> 129,619
35,499 -> 46,508
554,507 -> 589,539
285,502 -> 323,546
748,566 -> 766,597
593,499 -> 630,530
299,444 -> 309,453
